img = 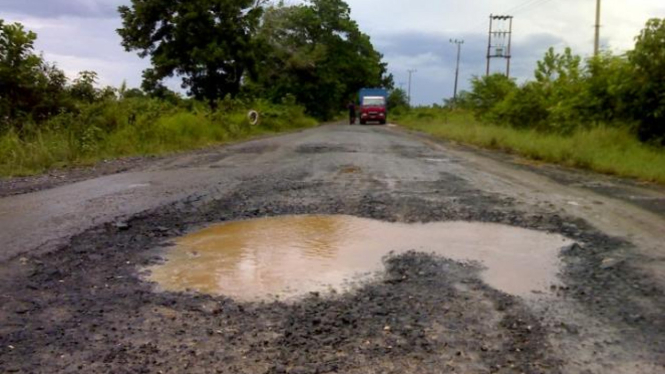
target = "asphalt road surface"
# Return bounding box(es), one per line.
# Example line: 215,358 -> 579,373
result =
1,123 -> 664,373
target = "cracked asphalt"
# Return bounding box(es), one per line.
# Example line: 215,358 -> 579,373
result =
1,123 -> 664,373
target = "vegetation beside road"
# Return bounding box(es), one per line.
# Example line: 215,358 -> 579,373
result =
395,18 -> 665,184
0,14 -> 318,177
0,96 -> 315,177
2,3 -> 664,180
452,18 -> 665,145
396,109 -> 665,184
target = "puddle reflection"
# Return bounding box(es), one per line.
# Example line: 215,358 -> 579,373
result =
147,215 -> 572,301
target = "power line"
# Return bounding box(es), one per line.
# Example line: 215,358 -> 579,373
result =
461,1 -> 531,34
504,0 -> 542,15
451,0 -> 556,86
463,0 -> 556,35
512,0 -> 555,16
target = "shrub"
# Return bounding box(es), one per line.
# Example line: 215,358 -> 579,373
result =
0,96 -> 316,176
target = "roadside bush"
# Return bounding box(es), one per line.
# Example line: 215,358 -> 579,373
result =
394,107 -> 665,184
492,82 -> 549,130
462,18 -> 665,143
583,53 -> 634,124
0,16 -> 327,178
467,74 -> 517,121
0,97 -> 316,176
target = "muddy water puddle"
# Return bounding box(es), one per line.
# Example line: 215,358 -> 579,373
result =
147,215 -> 573,301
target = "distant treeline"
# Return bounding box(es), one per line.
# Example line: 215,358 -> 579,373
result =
453,18 -> 665,144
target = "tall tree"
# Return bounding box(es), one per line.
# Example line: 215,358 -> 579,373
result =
0,20 -> 42,125
467,74 -> 517,116
0,20 -> 70,129
117,0 -> 264,102
628,18 -> 665,142
253,0 -> 392,119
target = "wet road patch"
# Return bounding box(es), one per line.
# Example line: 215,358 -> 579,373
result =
338,165 -> 362,174
146,215 -> 572,300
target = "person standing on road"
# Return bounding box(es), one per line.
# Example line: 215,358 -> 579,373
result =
347,101 -> 356,125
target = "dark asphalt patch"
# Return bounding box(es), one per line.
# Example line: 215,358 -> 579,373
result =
0,166 -> 663,372
296,144 -> 357,154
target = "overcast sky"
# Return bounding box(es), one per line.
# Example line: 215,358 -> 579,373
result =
2,0 -> 664,105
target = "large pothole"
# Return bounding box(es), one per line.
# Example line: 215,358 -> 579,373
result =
146,215 -> 573,301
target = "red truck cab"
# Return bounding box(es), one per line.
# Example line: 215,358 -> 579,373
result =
359,95 -> 387,125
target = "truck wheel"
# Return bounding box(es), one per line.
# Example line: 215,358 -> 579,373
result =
360,120 -> 366,125
380,120 -> 386,125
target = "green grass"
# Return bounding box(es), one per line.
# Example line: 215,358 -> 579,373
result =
395,108 -> 665,184
0,98 -> 317,177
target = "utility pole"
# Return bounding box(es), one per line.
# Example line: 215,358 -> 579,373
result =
594,0 -> 601,56
450,39 -> 464,102
407,69 -> 417,106
486,15 -> 493,76
506,16 -> 513,78
486,14 -> 514,77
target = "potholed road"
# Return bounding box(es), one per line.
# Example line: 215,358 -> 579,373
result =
1,124 -> 664,373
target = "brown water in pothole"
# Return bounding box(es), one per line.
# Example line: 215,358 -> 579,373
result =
147,215 -> 573,301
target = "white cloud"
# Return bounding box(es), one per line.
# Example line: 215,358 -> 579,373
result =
44,53 -> 144,87
2,0 -> 125,18
2,11 -> 148,88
